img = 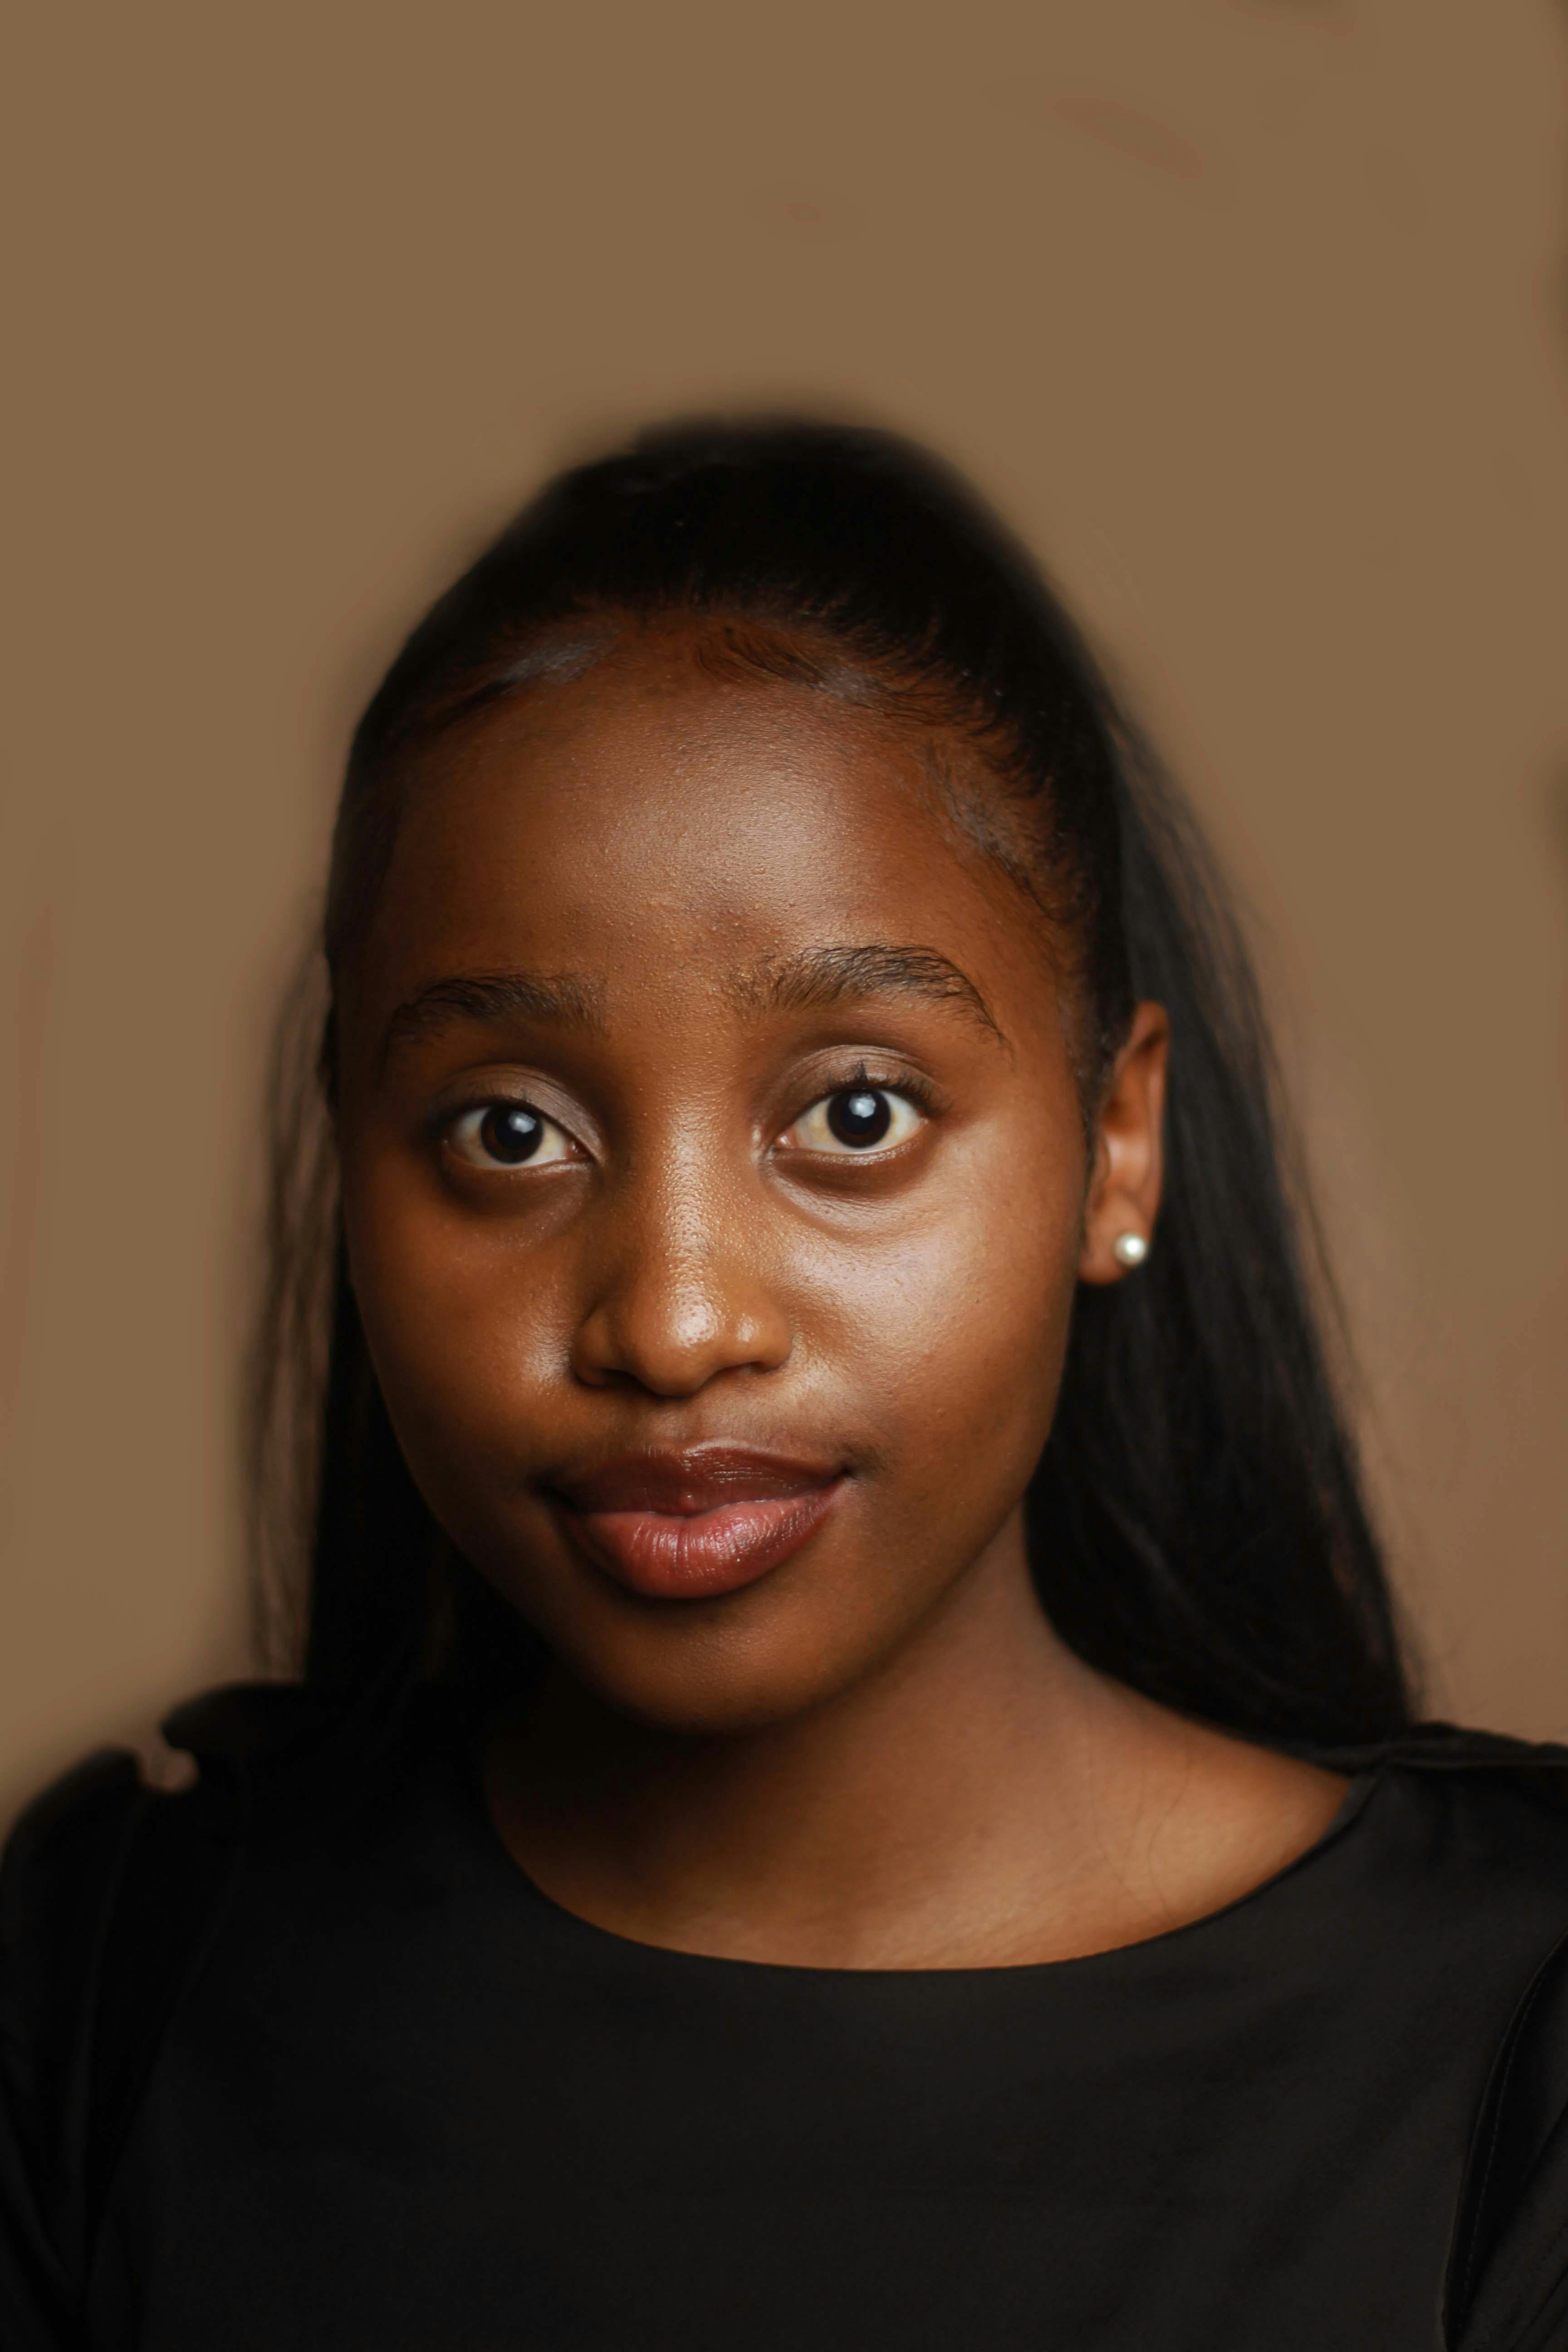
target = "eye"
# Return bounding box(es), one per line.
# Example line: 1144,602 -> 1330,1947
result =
782,1081 -> 927,1157
446,1102 -> 576,1170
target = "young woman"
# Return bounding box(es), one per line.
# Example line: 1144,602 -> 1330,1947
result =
4,420 -> 1567,2351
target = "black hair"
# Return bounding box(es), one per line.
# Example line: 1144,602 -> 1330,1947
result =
251,416 -> 1413,1750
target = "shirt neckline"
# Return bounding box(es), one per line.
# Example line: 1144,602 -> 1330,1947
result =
448,1723 -> 1387,1985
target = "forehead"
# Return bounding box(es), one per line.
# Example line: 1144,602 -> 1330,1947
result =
354,632 -> 1057,1021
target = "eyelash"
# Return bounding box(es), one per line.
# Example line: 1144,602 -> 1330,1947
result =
769,1060 -> 941,1162
435,1061 -> 941,1170
813,1061 -> 940,1119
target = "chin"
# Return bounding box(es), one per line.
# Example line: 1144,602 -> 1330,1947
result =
539,1609 -> 893,1740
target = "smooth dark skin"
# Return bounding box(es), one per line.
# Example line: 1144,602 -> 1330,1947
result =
336,620 -> 1345,1971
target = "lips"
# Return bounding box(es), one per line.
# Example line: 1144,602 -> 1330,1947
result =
549,1444 -> 846,1600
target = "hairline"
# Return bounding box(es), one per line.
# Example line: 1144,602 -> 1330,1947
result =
329,606 -> 1114,1108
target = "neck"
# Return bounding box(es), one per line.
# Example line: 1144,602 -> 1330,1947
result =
485,1521 -> 1347,1970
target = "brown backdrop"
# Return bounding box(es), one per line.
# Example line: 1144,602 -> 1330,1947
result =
5,0 -> 1566,1820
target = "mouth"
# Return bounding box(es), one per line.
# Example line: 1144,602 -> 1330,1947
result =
548,1444 -> 847,1601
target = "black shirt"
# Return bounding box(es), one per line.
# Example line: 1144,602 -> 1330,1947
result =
6,1700 -> 1568,2350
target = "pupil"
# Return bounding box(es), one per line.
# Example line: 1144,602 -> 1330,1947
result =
480,1105 -> 544,1164
827,1088 -> 892,1148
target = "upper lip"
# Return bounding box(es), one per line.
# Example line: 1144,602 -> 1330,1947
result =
549,1443 -> 845,1518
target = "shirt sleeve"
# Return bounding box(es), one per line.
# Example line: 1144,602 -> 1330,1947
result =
0,1751 -> 145,2351
1450,2144 -> 1568,2351
1448,1924 -> 1568,2352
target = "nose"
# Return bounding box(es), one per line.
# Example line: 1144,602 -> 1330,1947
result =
568,1154 -> 794,1398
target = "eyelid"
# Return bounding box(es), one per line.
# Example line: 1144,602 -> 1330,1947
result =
440,1093 -> 582,1171
422,1066 -> 591,1142
775,1063 -> 941,1158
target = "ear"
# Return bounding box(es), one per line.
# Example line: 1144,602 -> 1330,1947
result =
1078,1001 -> 1169,1286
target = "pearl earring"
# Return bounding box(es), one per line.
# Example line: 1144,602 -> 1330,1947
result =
1112,1231 -> 1149,1269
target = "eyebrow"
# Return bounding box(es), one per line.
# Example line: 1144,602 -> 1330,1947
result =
728,944 -> 1005,1043
381,941 -> 1004,1066
382,970 -> 607,1064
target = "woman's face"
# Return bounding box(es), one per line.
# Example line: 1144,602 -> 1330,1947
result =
335,625 -> 1165,1732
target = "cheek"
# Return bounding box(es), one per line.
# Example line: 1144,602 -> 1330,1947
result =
338,1143 -> 573,1481
808,1145 -> 1082,1499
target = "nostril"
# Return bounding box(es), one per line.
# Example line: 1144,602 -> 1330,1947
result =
569,1269 -> 793,1398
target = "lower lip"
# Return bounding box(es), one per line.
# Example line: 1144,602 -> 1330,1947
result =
560,1480 -> 844,1600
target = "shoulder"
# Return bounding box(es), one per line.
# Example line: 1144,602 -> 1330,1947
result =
0,1746 -> 153,2342
1,1745 -> 152,2128
0,1686 -> 353,2151
1328,1729 -> 1568,2347
1405,1744 -> 1568,2349
0,1682 -> 385,2333
1354,1723 -> 1568,1890
0,1680 -> 334,1941
1318,1724 -> 1568,1966
1,1677 -> 453,2057
0,1676 -> 403,1956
